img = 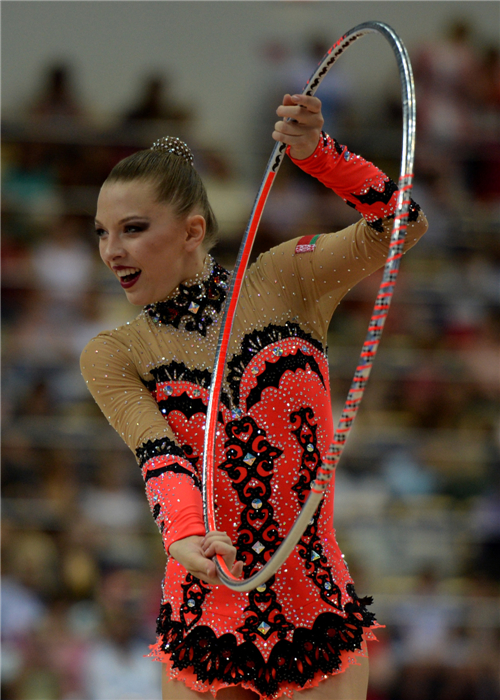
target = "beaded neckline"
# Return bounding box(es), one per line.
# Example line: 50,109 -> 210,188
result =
144,255 -> 230,337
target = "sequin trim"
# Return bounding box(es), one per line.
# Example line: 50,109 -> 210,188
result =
136,436 -> 186,467
144,257 -> 229,337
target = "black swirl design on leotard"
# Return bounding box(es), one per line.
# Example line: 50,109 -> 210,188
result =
290,407 -> 342,609
218,416 -> 295,642
227,322 -> 325,408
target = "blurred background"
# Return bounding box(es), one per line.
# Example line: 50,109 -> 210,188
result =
2,2 -> 499,699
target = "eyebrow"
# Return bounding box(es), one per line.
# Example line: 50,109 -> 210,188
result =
94,215 -> 151,226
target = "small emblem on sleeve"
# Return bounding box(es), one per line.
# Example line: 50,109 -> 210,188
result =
295,234 -> 321,254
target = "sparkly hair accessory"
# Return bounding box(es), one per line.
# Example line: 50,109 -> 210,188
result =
151,136 -> 194,165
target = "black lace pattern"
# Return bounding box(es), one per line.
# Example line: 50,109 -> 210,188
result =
144,258 -> 229,337
156,583 -> 375,697
136,437 -> 202,489
136,436 -> 186,467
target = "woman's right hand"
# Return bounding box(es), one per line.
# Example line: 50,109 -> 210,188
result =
273,94 -> 324,160
169,531 -> 244,586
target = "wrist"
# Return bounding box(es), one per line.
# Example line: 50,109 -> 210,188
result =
287,133 -> 321,162
169,534 -> 202,557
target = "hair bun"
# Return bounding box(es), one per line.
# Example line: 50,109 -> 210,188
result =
150,136 -> 194,165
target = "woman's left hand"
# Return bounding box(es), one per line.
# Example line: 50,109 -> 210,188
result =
273,94 -> 324,160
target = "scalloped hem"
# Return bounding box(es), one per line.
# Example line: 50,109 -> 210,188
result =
147,626 -> 382,699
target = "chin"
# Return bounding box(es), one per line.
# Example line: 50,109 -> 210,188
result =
123,289 -> 152,307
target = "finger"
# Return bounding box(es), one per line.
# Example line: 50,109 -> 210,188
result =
201,530 -> 230,544
272,130 -> 306,145
187,564 -> 219,586
210,556 -> 244,581
276,105 -> 323,127
282,93 -> 296,106
183,549 -> 218,579
201,532 -> 231,551
231,560 -> 244,578
290,94 -> 322,113
203,540 -> 236,564
274,120 -> 315,138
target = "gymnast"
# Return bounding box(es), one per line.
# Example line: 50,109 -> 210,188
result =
81,93 -> 427,699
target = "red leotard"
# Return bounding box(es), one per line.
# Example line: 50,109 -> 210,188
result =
81,137 -> 427,698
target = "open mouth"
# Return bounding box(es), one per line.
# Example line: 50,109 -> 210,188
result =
117,269 -> 141,288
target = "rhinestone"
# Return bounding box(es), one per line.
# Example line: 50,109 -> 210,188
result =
256,585 -> 266,592
257,621 -> 271,635
252,541 -> 265,554
243,453 -> 256,466
306,444 -> 314,452
324,582 -> 332,590
192,388 -> 201,397
165,385 -> 173,395
273,347 -> 283,357
187,599 -> 196,608
232,408 -> 242,419
311,551 -> 320,561
188,302 -> 200,314
251,366 -> 259,375
252,499 -> 262,510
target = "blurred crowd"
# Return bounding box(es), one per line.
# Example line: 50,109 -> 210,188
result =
2,17 -> 500,700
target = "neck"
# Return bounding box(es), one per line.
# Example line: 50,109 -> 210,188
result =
181,248 -> 206,283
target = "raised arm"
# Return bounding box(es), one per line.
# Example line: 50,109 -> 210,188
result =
273,94 -> 425,234
262,94 -> 428,343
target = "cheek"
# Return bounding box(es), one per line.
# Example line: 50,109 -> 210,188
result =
98,239 -> 108,264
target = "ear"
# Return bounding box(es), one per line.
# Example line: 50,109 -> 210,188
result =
184,214 -> 206,252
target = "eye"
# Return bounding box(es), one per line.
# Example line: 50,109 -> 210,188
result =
95,227 -> 107,238
124,224 -> 146,234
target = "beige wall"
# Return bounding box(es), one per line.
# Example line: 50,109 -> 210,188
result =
2,2 -> 498,156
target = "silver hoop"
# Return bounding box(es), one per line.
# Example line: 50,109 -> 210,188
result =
203,21 -> 416,592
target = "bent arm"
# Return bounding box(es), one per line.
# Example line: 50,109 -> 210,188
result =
80,332 -> 205,553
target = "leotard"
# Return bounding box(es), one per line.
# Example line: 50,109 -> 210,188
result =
81,138 -> 427,698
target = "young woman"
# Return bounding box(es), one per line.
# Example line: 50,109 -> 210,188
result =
81,94 -> 427,699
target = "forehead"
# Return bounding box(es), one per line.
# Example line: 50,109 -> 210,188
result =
96,180 -> 160,218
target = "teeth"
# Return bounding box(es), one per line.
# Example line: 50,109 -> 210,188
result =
116,268 -> 141,278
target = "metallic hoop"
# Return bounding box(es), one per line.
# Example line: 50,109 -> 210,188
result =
203,21 -> 416,592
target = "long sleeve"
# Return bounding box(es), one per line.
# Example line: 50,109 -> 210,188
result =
244,133 -> 428,343
287,131 -> 422,233
80,331 -> 205,552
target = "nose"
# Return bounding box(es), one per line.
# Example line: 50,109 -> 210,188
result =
100,231 -> 125,264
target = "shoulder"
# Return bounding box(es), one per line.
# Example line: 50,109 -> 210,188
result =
79,314 -> 146,368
